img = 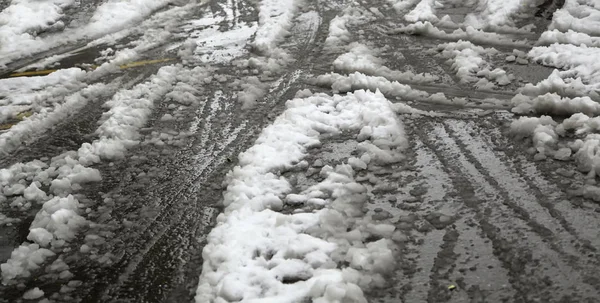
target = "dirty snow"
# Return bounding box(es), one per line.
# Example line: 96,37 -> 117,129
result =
196,90 -> 405,302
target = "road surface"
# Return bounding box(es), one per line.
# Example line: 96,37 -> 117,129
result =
1,0 -> 600,302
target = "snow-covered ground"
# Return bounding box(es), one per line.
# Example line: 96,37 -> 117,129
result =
1,0 -> 600,302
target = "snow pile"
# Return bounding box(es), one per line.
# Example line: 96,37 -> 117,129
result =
393,21 -> 529,47
387,0 -> 421,12
22,287 -> 45,299
314,72 -> 470,106
464,0 -> 537,29
529,44 -> 600,86
0,0 -> 174,66
0,68 -> 87,124
85,0 -> 172,35
436,40 -> 514,89
253,0 -> 303,53
511,93 -> 600,116
326,15 -> 352,47
196,90 -> 406,302
512,0 -> 600,114
437,40 -> 514,87
78,65 -> 183,165
538,29 -> 600,48
325,7 -> 375,48
0,83 -> 111,156
315,72 -> 429,100
549,0 -> 600,37
333,43 -> 437,83
510,116 -> 558,156
511,112 -> 600,176
27,195 -> 87,246
1,244 -> 55,282
404,0 -> 438,23
0,0 -> 74,56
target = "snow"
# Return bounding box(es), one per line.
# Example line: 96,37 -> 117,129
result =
326,15 -> 352,47
333,43 -> 437,83
529,44 -> 600,85
187,23 -> 257,64
511,93 -> 600,116
0,68 -> 87,124
387,0 -> 420,12
315,72 -> 429,100
0,82 -> 109,156
538,29 -> 600,48
464,0 -> 537,29
253,0 -> 303,54
404,0 -> 438,23
549,0 -> 600,36
0,0 -> 173,66
86,0 -> 171,34
1,244 -> 55,283
0,61 -> 213,285
325,7 -> 375,48
511,0 -> 600,115
437,40 -> 491,84
196,90 -> 405,302
393,21 -> 530,47
0,0 -> 74,56
314,72 -> 473,107
78,65 -> 186,165
22,287 -> 45,299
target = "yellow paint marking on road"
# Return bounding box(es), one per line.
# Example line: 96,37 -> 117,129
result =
119,58 -> 176,69
9,69 -> 58,77
0,110 -> 33,131
16,111 -> 33,119
7,58 -> 176,78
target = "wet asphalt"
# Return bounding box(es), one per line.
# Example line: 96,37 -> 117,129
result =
3,0 -> 600,302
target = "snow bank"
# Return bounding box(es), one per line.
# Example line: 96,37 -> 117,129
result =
1,244 -> 55,282
196,90 -> 406,302
326,15 -> 352,47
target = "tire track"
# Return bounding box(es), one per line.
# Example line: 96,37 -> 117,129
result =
447,120 -> 600,274
409,115 -> 600,302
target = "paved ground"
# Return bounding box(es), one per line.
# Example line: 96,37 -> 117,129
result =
2,0 -> 600,302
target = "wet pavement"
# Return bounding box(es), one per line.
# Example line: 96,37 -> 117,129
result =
2,0 -> 600,302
